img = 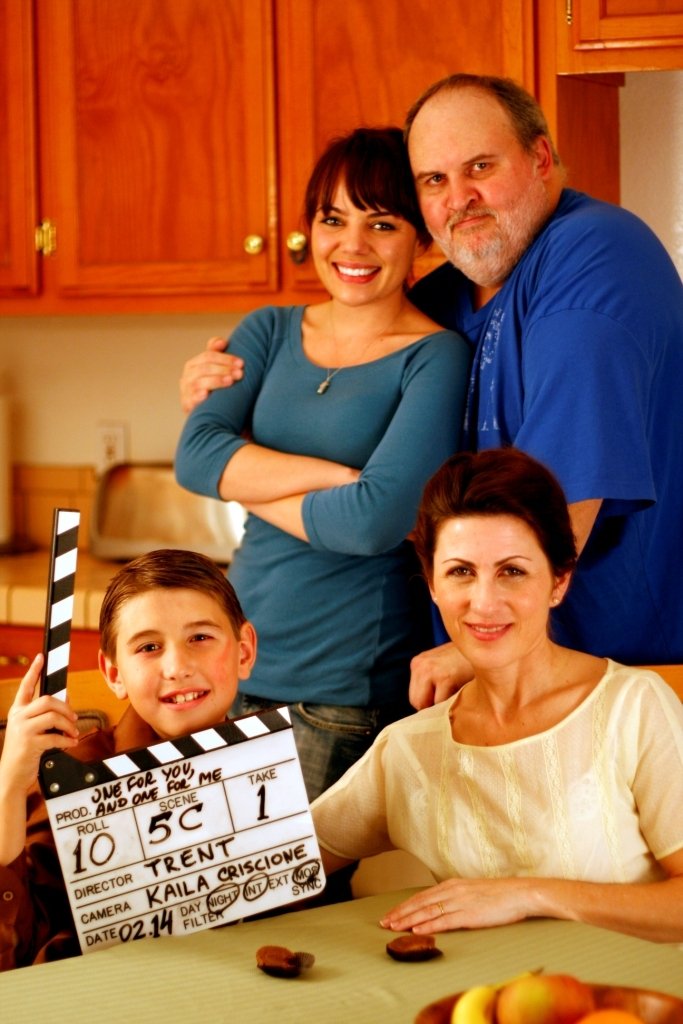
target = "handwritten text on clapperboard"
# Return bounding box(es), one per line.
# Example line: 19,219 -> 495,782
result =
41,709 -> 325,954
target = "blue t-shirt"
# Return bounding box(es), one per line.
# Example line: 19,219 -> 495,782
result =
411,189 -> 683,663
176,305 -> 469,705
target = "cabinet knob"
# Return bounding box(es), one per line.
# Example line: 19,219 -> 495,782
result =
243,234 -> 265,256
286,231 -> 308,265
35,219 -> 57,256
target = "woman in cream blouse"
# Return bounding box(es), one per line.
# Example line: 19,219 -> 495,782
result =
311,447 -> 683,943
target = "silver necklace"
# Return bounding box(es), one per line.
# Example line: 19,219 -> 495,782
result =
315,305 -> 405,395
316,368 -> 343,395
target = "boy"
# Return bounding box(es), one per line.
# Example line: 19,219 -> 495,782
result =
0,549 -> 257,970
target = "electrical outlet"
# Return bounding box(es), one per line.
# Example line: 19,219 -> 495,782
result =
96,421 -> 127,475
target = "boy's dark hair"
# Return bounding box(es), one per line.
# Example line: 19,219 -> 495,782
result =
413,447 -> 577,583
303,126 -> 431,246
99,549 -> 246,659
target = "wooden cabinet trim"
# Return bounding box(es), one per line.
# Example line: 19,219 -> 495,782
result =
0,0 -> 39,296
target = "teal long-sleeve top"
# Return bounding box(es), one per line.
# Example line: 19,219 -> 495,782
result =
175,305 -> 469,706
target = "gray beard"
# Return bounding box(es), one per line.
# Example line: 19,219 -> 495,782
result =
432,179 -> 552,288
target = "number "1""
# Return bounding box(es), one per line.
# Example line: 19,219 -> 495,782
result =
257,783 -> 269,821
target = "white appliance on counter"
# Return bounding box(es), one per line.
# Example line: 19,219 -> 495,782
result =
89,463 -> 245,564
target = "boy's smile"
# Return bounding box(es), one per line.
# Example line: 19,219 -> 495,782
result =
99,588 -> 256,740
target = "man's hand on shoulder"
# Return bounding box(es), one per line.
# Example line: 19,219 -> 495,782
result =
409,642 -> 473,710
180,335 -> 245,414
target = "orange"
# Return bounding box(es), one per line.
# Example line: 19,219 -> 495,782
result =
577,1012 -> 645,1024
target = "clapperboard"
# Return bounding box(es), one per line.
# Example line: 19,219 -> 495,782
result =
38,510 -> 325,954
40,508 -> 80,702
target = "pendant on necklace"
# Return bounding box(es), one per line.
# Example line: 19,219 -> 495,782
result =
317,367 -> 340,394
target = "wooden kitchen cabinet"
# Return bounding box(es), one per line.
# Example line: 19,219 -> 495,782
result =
3,0 -> 278,311
0,624 -> 100,679
1,0 -> 639,314
2,0 -> 535,312
556,0 -> 683,73
274,0 -> 535,295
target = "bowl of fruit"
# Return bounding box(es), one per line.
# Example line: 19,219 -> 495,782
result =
415,972 -> 683,1024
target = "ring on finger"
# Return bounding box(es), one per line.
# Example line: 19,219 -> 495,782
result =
437,901 -> 445,916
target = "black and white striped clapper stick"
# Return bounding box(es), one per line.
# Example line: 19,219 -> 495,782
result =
40,508 -> 80,701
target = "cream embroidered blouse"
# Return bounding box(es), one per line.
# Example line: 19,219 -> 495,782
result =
311,662 -> 683,884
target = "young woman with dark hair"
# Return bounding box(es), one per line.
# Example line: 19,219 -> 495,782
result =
176,128 -> 470,802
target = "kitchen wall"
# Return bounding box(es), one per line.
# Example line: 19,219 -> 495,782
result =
0,311 -> 244,466
1,71 -> 681,471
620,71 -> 683,276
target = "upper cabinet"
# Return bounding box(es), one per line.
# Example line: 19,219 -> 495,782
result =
274,1 -> 534,297
3,0 -> 678,314
0,0 -> 535,313
3,0 -> 278,311
45,1 -> 278,299
556,0 -> 683,72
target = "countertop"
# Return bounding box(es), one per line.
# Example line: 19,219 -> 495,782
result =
0,550 -> 121,629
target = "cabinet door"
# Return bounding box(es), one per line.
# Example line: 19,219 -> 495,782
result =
0,0 -> 38,296
38,0 -> 277,298
558,0 -> 683,71
276,0 -> 536,295
0,625 -> 101,679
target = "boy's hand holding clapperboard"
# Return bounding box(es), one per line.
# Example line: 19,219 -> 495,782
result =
38,509 -> 325,955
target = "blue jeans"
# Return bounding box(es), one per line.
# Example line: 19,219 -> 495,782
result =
230,694 -> 412,802
231,694 -> 412,904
